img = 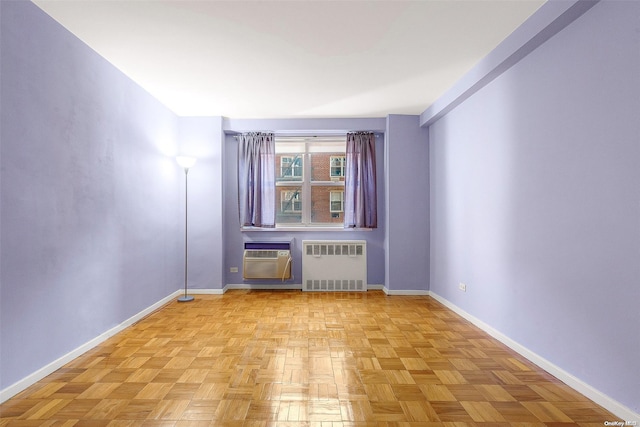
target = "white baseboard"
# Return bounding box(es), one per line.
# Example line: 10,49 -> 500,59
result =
429,291 -> 639,421
223,284 -> 385,292
187,288 -> 225,295
383,286 -> 430,296
0,290 -> 182,404
224,283 -> 303,292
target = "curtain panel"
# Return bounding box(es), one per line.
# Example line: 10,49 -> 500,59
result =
344,131 -> 377,228
237,132 -> 276,228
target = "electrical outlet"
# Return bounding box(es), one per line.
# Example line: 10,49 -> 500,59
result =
230,267 -> 239,273
458,282 -> 467,292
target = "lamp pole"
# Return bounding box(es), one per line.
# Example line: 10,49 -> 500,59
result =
176,156 -> 196,302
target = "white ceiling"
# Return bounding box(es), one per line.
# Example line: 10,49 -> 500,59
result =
33,0 -> 545,118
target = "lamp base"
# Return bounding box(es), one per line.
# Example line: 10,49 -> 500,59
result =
177,295 -> 195,302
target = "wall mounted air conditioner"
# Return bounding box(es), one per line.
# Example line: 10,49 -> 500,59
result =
243,242 -> 292,280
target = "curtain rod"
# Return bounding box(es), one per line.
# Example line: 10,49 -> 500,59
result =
233,132 -> 381,139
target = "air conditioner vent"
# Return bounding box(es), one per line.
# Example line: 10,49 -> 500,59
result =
245,250 -> 279,259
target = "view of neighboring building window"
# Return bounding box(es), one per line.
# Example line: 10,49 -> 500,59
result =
280,155 -> 302,179
281,190 -> 302,212
330,191 -> 344,212
330,156 -> 345,178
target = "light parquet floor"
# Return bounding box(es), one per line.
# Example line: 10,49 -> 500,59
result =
1,290 -> 618,426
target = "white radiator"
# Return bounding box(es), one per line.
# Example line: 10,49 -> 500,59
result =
302,240 -> 367,291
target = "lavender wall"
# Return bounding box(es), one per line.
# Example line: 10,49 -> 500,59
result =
1,2 -> 182,390
429,0 -> 639,412
177,117 -> 225,290
385,115 -> 429,292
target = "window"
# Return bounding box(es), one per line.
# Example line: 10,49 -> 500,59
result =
281,190 -> 302,212
276,136 -> 345,226
279,155 -> 302,180
330,156 -> 345,178
330,191 -> 344,213
238,132 -> 376,230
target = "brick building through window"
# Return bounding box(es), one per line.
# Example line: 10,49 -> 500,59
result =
275,137 -> 345,225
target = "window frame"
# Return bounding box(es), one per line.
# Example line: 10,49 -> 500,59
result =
275,137 -> 345,228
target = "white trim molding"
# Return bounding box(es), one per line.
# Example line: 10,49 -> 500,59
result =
224,284 -> 302,292
0,290 -> 183,404
429,291 -> 639,421
187,288 -> 225,295
382,286 -> 429,296
223,284 -> 384,292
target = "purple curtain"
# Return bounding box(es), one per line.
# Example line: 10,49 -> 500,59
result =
237,132 -> 275,228
344,131 -> 377,228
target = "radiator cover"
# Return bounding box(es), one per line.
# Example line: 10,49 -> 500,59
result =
302,240 -> 367,291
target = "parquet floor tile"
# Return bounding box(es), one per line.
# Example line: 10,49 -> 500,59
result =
0,290 -> 621,426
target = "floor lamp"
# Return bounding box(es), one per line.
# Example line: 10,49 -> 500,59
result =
176,156 -> 197,302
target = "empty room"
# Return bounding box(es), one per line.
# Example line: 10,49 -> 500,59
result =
1,0 -> 638,425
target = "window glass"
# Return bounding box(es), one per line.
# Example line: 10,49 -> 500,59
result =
310,187 -> 343,224
275,137 -> 345,226
277,186 -> 303,224
309,153 -> 345,182
277,155 -> 303,181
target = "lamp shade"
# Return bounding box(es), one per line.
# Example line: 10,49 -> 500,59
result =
176,156 -> 197,169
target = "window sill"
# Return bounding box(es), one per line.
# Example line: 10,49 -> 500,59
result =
241,226 -> 372,232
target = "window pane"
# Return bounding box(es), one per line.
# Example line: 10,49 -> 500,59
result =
308,140 -> 345,153
276,154 -> 303,182
311,152 -> 345,182
275,141 -> 305,153
311,186 -> 343,224
277,186 -> 302,224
